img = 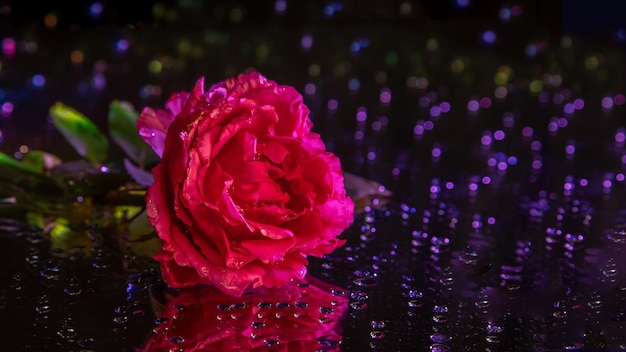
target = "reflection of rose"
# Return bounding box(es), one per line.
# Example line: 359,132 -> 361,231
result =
137,72 -> 354,296
141,276 -> 347,351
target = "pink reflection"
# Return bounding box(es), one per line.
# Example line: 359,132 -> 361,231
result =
141,276 -> 348,351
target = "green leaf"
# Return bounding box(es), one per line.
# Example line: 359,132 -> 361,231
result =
49,102 -> 109,163
108,100 -> 158,165
0,151 -> 63,196
127,210 -> 162,258
0,150 -> 40,174
21,150 -> 62,172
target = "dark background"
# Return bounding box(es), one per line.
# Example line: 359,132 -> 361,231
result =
2,1 -> 626,351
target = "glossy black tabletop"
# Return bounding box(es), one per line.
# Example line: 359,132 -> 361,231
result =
1,1 -> 626,351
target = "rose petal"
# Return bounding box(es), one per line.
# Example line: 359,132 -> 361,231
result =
240,237 -> 296,262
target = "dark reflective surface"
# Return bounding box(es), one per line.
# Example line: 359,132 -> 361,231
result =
2,1 -> 626,351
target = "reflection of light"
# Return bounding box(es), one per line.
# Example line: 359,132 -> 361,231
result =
456,0 -> 470,8
602,97 -> 614,110
482,30 -> 496,44
348,78 -> 360,91
548,121 -> 558,133
70,50 -> 84,63
563,103 -> 574,114
32,74 -> 45,87
617,174 -> 625,182
89,2 -> 103,18
614,94 -> 625,105
301,34 -> 313,49
467,100 -> 479,112
379,88 -> 391,104
522,126 -> 534,138
531,141 -> 541,151
275,0 -> 287,13
494,130 -> 505,140
573,98 -> 585,110
579,179 -> 588,187
507,156 -> 518,165
499,8 -> 511,21
430,106 -> 440,118
356,108 -> 367,122
116,39 -> 129,52
1,101 -> 14,114
92,73 -> 106,90
439,102 -> 450,113
327,99 -> 338,110
565,145 -> 576,155
2,37 -> 16,56
494,86 -> 507,99
532,160 -> 542,169
304,83 -> 316,95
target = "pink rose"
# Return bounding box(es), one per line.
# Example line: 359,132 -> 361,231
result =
137,72 -> 354,296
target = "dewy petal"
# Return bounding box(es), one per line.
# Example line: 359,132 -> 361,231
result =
154,250 -> 202,288
164,91 -> 191,116
241,85 -> 312,137
136,107 -> 171,157
239,237 -> 296,262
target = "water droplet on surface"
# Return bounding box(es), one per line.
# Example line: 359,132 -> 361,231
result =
429,343 -> 450,351
57,327 -> 77,340
353,278 -> 377,287
371,320 -> 386,329
485,335 -> 501,344
169,336 -> 185,344
430,333 -> 450,343
77,338 -> 96,349
486,323 -> 503,334
608,225 -> 626,244
138,128 -> 155,138
370,330 -> 385,339
264,338 -> 280,346
317,334 -> 341,347
432,315 -> 448,323
40,260 -> 61,279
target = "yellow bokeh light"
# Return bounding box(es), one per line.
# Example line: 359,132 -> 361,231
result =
529,79 -> 543,93
494,72 -> 508,85
19,145 -> 29,154
451,58 -> 465,73
44,13 -> 58,28
152,3 -> 166,18
256,44 -> 269,60
230,8 -> 243,22
70,50 -> 84,64
585,56 -> 599,70
308,63 -> 320,77
426,38 -> 438,51
148,60 -> 162,74
178,40 -> 192,55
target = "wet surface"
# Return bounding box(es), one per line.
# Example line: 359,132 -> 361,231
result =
2,1 -> 626,351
